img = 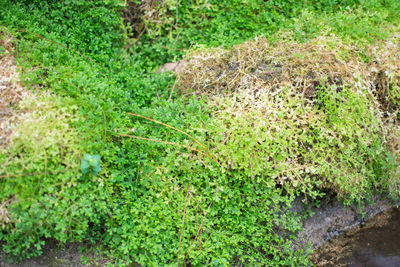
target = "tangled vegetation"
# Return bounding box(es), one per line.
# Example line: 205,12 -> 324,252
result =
178,34 -> 400,203
0,0 -> 400,266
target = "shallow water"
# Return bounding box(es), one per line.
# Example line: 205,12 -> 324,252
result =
313,207 -> 400,267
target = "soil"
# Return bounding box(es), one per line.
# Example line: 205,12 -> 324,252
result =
292,195 -> 398,251
312,207 -> 400,266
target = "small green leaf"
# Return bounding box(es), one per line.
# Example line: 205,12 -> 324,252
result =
93,154 -> 101,162
81,167 -> 90,174
81,154 -> 101,175
81,159 -> 89,170
83,154 -> 92,161
92,164 -> 102,174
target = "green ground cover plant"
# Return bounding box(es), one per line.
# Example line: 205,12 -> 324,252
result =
0,0 -> 400,265
0,94 -> 109,259
178,34 -> 400,205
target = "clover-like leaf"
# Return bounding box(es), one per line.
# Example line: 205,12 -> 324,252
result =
81,158 -> 90,174
81,154 -> 102,175
92,164 -> 102,175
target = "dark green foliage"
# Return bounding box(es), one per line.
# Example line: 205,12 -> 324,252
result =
4,0 -> 125,64
0,0 -> 399,265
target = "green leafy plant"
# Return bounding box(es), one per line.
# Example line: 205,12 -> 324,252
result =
0,0 -> 399,265
81,154 -> 102,175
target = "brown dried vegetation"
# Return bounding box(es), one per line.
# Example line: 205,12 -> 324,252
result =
178,33 -> 400,111
368,34 -> 400,113
0,33 -> 28,147
178,35 -> 368,100
123,0 -> 159,40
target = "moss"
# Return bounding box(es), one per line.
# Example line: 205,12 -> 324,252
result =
179,35 -> 400,204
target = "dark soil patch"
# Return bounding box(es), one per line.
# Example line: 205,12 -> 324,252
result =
312,206 -> 400,266
292,195 -> 398,251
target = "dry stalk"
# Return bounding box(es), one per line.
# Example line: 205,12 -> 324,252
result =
118,133 -> 209,159
127,112 -> 222,167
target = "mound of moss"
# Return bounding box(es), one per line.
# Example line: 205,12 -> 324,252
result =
178,34 -> 400,204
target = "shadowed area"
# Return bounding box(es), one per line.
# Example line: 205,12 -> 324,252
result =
313,207 -> 400,266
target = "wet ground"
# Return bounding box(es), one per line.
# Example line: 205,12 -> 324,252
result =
292,195 -> 395,251
313,207 -> 400,267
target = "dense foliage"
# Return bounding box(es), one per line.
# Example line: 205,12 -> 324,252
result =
177,35 -> 400,205
0,0 -> 399,265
